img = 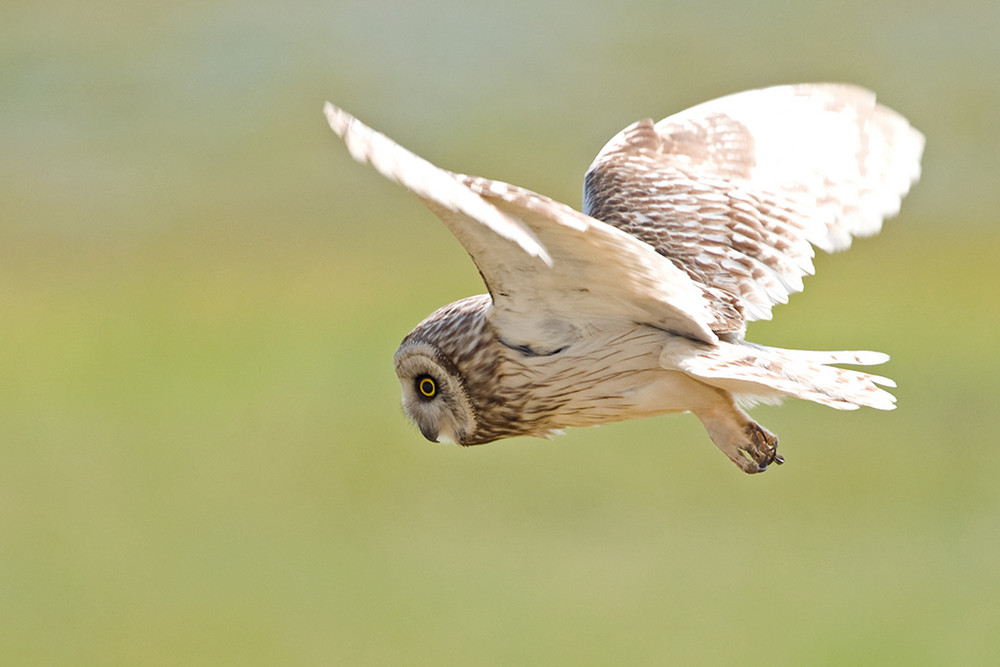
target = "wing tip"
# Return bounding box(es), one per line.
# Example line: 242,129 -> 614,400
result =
323,100 -> 556,267
323,101 -> 350,137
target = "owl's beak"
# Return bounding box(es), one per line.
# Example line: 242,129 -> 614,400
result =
419,424 -> 438,442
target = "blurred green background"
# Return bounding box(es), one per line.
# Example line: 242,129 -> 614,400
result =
2,0 -> 999,664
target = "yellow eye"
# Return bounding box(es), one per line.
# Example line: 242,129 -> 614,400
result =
417,376 -> 437,398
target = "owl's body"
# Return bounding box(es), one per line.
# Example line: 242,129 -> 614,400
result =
326,84 -> 923,473
400,294 -> 684,442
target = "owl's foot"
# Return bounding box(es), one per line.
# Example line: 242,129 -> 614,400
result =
732,422 -> 783,474
688,385 -> 786,474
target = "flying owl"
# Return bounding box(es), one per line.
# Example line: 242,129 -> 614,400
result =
324,83 -> 923,473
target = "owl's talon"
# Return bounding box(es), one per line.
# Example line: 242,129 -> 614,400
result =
741,422 -> 781,474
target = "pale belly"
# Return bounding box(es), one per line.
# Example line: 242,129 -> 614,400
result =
502,325 -> 727,431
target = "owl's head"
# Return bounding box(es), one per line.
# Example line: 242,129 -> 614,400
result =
394,339 -> 478,444
393,295 -> 501,445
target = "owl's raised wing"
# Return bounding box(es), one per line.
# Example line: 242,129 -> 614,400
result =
583,83 -> 924,324
324,102 -> 733,347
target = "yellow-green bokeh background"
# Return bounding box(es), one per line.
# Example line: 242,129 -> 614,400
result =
3,1 -> 999,664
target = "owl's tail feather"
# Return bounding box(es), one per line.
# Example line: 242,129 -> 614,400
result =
660,338 -> 897,411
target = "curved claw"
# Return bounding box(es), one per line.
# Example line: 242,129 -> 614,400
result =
743,422 -> 783,474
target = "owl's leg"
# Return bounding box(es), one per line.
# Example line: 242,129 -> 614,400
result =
690,390 -> 783,474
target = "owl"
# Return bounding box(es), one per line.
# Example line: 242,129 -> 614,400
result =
324,83 -> 923,473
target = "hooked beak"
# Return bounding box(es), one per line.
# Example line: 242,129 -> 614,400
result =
418,424 -> 458,444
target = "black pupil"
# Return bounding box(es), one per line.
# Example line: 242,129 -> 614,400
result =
418,376 -> 436,397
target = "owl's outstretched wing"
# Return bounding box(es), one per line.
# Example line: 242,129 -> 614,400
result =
324,102 -> 733,347
584,83 -> 924,326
